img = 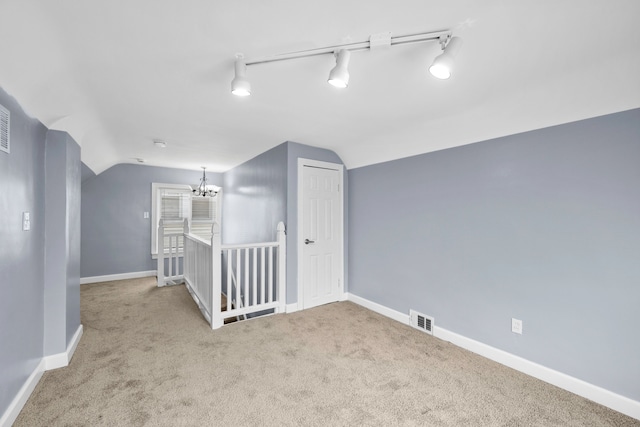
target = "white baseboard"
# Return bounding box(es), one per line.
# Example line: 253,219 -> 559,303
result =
1,325 -> 84,426
347,293 -> 410,325
0,359 -> 45,427
433,327 -> 640,421
44,324 -> 83,370
66,324 -> 83,364
81,270 -> 156,285
286,292 -> 348,314
43,352 -> 68,371
346,293 -> 640,421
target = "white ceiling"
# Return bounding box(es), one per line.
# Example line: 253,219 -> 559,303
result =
1,0 -> 639,175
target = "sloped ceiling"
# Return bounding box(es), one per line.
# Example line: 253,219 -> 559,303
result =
1,0 -> 639,175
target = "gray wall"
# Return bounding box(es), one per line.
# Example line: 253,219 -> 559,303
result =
222,143 -> 288,245
66,136 -> 81,347
348,108 -> 640,401
81,164 -> 222,278
0,87 -> 47,417
81,162 -> 96,182
44,131 -> 81,355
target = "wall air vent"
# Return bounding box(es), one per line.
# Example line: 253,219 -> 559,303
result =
0,104 -> 9,154
410,309 -> 434,335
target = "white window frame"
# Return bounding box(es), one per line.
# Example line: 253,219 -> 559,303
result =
151,183 -> 222,258
151,183 -> 191,257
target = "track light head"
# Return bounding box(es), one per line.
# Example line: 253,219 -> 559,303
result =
328,49 -> 351,88
429,54 -> 454,79
429,36 -> 463,80
231,55 -> 251,96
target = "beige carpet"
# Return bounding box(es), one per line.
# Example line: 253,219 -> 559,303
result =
16,277 -> 639,426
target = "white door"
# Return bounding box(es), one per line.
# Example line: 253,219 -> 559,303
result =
300,161 -> 343,310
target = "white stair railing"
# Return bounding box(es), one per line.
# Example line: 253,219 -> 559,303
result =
227,269 -> 247,321
157,219 -> 186,287
183,220 -> 286,329
183,219 -> 215,324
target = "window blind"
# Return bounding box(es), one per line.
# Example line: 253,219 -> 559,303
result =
190,196 -> 217,240
159,189 -> 191,252
153,184 -> 220,255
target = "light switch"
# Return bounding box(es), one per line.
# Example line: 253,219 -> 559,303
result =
143,212 -> 149,219
23,212 -> 31,231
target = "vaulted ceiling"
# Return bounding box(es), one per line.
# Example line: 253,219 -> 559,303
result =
1,1 -> 639,175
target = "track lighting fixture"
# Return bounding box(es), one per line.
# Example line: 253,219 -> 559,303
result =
231,54 -> 251,97
327,49 -> 351,88
429,36 -> 463,80
231,29 -> 462,96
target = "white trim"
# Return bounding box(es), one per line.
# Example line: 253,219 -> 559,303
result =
151,182 -> 193,255
347,293 -> 410,325
0,360 -> 45,427
66,324 -> 83,363
0,325 -> 83,426
285,303 -> 299,314
297,158 -> 345,312
43,324 -> 84,370
43,352 -> 68,371
151,183 -> 223,257
81,270 -> 156,285
433,327 -> 640,421
346,293 -> 640,421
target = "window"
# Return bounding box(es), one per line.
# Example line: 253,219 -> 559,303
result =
151,183 -> 221,256
190,196 -> 216,239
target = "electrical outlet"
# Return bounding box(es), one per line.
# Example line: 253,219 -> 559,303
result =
512,318 -> 523,335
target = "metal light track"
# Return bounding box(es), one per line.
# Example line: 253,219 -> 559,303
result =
243,29 -> 452,66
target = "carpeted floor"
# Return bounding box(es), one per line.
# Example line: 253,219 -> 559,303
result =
16,277 -> 639,426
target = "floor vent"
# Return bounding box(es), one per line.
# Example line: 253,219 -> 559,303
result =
410,310 -> 434,335
0,104 -> 9,154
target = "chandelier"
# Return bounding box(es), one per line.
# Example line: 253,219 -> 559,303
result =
193,167 -> 218,197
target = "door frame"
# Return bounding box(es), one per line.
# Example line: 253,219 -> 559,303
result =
297,158 -> 346,311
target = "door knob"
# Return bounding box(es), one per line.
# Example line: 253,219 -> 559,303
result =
304,238 -> 315,244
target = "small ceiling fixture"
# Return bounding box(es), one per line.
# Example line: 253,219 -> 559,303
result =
153,139 -> 167,148
429,36 -> 463,79
231,54 -> 251,97
231,29 -> 461,96
193,167 -> 218,197
327,49 -> 351,89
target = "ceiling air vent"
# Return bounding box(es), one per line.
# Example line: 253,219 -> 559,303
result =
410,309 -> 434,335
0,104 -> 9,154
